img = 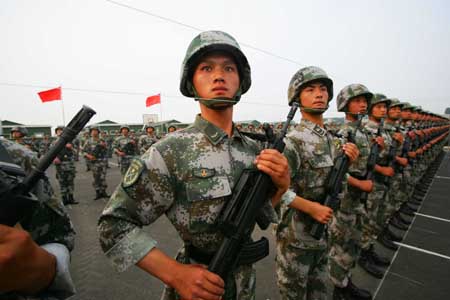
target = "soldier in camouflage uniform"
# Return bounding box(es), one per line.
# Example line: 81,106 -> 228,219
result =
39,135 -> 52,158
329,84 -> 375,300
11,126 -> 29,147
52,126 -> 78,205
82,126 -> 109,200
98,30 -> 289,300
358,94 -> 396,279
0,138 -> 76,299
113,125 -> 138,175
276,67 -> 359,300
138,125 -> 158,155
79,131 -> 91,172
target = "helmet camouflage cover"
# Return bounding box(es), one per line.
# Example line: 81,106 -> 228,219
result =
11,126 -> 28,136
54,125 -> 65,133
369,93 -> 391,112
287,66 -> 333,107
179,30 -> 251,101
387,98 -> 403,109
336,83 -> 373,112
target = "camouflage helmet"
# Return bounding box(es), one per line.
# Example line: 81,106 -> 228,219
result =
336,83 -> 373,112
11,126 -> 28,137
368,93 -> 391,113
287,66 -> 333,107
400,102 -> 414,110
54,125 -> 65,134
387,98 -> 403,109
89,125 -> 100,133
119,124 -> 130,132
144,124 -> 155,131
180,30 -> 251,101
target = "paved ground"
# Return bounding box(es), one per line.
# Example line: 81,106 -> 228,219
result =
45,150 -> 450,300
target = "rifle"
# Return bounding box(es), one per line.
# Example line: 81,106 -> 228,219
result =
0,106 -> 96,226
92,142 -> 108,160
122,140 -> 137,156
207,103 -> 299,280
309,115 -> 359,240
384,125 -> 400,182
360,118 -> 384,205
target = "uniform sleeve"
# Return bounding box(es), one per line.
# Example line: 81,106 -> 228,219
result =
281,137 -> 302,205
98,146 -> 175,272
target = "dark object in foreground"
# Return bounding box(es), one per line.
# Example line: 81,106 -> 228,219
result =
0,105 -> 96,226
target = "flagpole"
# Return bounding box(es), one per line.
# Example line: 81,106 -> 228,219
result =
159,92 -> 163,122
60,86 -> 66,125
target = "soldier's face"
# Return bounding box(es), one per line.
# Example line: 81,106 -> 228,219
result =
91,129 -> 99,137
388,106 -> 401,119
56,129 -> 63,136
401,109 -> 412,119
348,96 -> 368,114
371,103 -> 387,118
299,82 -> 328,109
146,128 -> 154,134
192,52 -> 240,100
121,128 -> 129,135
12,131 -> 22,139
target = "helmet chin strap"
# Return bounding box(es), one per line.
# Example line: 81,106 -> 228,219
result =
193,86 -> 242,111
300,105 -> 329,115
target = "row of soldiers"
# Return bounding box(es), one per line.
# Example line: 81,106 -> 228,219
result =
95,31 -> 450,300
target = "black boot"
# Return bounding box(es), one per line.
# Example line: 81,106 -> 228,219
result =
396,213 -> 412,225
400,205 -> 415,217
68,194 -> 79,204
94,191 -> 102,200
386,227 -> 402,242
101,190 -> 110,198
358,249 -> 384,279
390,217 -> 409,231
62,195 -> 69,205
333,279 -> 373,300
368,244 -> 391,267
378,232 -> 399,251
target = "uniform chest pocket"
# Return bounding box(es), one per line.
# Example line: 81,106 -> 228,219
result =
305,151 -> 334,188
186,175 -> 232,233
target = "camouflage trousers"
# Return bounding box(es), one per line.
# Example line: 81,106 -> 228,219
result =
91,160 -> 108,192
360,180 -> 388,250
328,211 -> 363,288
55,163 -> 75,198
377,173 -> 403,228
276,244 -> 328,300
119,156 -> 133,175
161,247 -> 256,300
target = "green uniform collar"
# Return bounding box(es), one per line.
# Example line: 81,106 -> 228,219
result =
193,114 -> 246,146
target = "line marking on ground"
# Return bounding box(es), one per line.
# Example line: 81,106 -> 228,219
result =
415,212 -> 450,223
389,271 -> 424,286
394,242 -> 450,260
435,176 -> 450,180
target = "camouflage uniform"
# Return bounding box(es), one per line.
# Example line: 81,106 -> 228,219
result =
0,138 -> 75,300
113,134 -> 138,175
138,133 -> 158,155
39,137 -> 52,158
53,141 -> 77,206
277,119 -> 343,300
328,84 -> 372,293
82,137 -> 108,198
99,115 -> 270,300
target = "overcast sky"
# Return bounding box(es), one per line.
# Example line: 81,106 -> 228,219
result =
1,0 -> 449,128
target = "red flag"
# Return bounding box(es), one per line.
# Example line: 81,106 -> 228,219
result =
38,87 -> 62,102
146,93 -> 161,107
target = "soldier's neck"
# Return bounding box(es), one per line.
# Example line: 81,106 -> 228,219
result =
301,112 -> 324,127
200,105 -> 233,137
369,116 -> 381,124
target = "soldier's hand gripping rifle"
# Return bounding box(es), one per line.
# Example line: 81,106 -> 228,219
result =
0,106 -> 96,226
360,118 -> 384,206
208,103 -> 299,280
384,126 -> 401,183
309,116 -> 359,240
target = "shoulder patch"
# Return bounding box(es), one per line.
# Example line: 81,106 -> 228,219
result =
122,159 -> 145,188
312,124 -> 326,137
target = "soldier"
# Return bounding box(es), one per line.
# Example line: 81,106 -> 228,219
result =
80,130 -> 91,171
113,125 -> 138,175
358,94 -> 396,279
39,134 -> 52,158
52,126 -> 78,205
167,125 -> 177,133
10,126 -> 28,146
82,126 -> 109,200
0,138 -> 76,299
275,67 -> 359,300
98,30 -> 289,300
138,125 -> 158,155
329,84 -> 375,300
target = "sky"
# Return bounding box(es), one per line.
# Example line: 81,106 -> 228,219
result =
1,0 -> 449,129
